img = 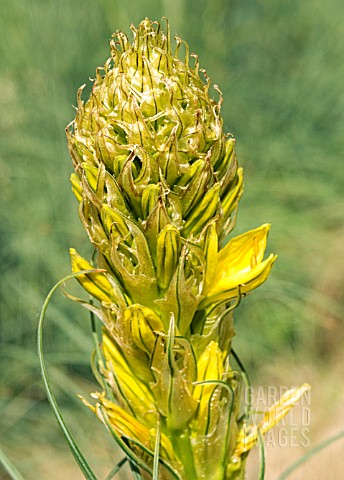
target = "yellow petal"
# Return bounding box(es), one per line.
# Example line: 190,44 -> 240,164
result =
96,394 -> 150,445
234,383 -> 311,456
102,333 -> 158,425
201,224 -> 276,306
215,253 -> 276,294
92,394 -> 179,465
193,341 -> 223,403
70,248 -> 113,303
192,342 -> 224,435
216,224 -> 271,283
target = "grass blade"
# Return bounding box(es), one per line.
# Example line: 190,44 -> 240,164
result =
153,419 -> 161,480
0,445 -> 26,480
277,428 -> 344,480
231,348 -> 252,419
37,270 -> 104,480
105,457 -> 127,480
129,462 -> 143,480
257,428 -> 266,480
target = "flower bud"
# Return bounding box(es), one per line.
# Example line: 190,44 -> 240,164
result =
202,221 -> 218,292
70,173 -> 82,202
141,183 -> 161,219
180,160 -> 212,216
102,332 -> 157,426
70,248 -> 112,303
156,224 -> 181,290
124,304 -> 164,355
182,183 -> 220,237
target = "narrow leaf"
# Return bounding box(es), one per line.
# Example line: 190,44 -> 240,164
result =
105,457 -> 127,480
258,428 -> 266,480
153,420 -> 161,480
37,271 -> 101,480
277,428 -> 344,480
0,445 -> 26,480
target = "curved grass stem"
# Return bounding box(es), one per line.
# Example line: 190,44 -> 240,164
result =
37,270 -> 105,480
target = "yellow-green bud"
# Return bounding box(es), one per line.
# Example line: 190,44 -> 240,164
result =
124,304 -> 164,355
156,224 -> 181,290
182,183 -> 220,237
141,183 -> 161,219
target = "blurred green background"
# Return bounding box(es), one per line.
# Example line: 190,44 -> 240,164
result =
1,0 -> 343,478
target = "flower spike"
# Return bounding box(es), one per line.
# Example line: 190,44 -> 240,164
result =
65,18 -> 309,480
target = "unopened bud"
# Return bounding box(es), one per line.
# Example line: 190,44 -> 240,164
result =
182,184 -> 220,237
124,304 -> 164,355
156,225 -> 181,290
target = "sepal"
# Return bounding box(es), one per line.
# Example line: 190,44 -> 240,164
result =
150,317 -> 198,430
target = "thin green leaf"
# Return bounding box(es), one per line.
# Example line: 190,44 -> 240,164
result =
231,348 -> 252,420
0,445 -> 26,480
90,349 -> 106,388
37,270 -> 104,480
277,428 -> 344,480
257,428 -> 265,480
105,457 -> 127,480
153,419 -> 161,480
129,461 -> 144,480
192,379 -> 235,398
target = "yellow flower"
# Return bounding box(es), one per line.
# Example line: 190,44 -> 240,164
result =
201,224 -> 277,307
101,332 -> 158,426
192,341 -> 224,434
91,394 -> 181,465
69,248 -> 112,303
233,383 -> 311,457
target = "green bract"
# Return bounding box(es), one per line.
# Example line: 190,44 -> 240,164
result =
66,18 -> 306,480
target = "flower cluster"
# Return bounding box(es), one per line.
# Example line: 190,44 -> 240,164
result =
66,19 -> 306,479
